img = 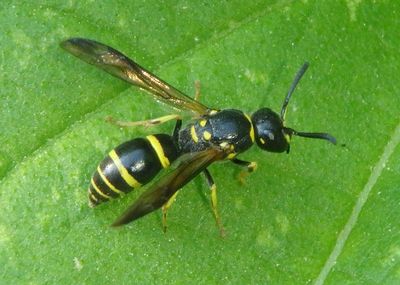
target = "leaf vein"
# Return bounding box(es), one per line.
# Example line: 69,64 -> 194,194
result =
314,121 -> 400,285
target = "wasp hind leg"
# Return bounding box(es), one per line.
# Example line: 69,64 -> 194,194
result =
161,191 -> 180,233
231,158 -> 257,185
106,114 -> 181,128
203,169 -> 226,237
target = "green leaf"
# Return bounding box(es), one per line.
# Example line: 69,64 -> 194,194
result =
1,1 -> 399,284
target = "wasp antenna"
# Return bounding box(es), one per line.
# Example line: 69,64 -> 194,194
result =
280,62 -> 309,122
286,128 -> 337,145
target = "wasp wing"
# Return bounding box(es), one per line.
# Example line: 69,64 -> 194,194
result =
61,38 -> 210,115
111,148 -> 226,227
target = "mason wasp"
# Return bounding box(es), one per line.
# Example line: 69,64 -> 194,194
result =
61,38 -> 336,236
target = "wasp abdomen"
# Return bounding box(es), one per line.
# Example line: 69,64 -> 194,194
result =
88,134 -> 179,207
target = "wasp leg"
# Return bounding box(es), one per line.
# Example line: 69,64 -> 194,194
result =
106,114 -> 181,128
231,158 -> 257,172
194,80 -> 201,101
158,118 -> 182,233
231,158 -> 257,184
162,191 -> 180,233
203,169 -> 225,237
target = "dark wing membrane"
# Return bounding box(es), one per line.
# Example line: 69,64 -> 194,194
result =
111,148 -> 226,227
60,38 -> 210,115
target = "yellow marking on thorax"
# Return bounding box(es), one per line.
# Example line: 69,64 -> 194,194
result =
97,166 -> 124,195
109,150 -> 141,188
219,142 -> 236,159
260,138 -> 265,144
200,119 -> 207,127
219,142 -> 234,151
190,125 -> 199,143
203,131 -> 211,140
146,135 -> 170,168
90,178 -> 112,199
227,153 -> 237,159
244,114 -> 255,143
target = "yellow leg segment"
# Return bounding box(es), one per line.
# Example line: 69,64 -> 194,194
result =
106,114 -> 181,128
231,159 -> 257,185
238,161 -> 258,184
203,169 -> 225,237
162,191 -> 179,233
210,183 -> 226,238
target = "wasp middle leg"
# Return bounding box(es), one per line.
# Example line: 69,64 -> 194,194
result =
203,168 -> 225,237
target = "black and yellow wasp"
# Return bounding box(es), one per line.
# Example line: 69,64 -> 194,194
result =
61,38 -> 336,235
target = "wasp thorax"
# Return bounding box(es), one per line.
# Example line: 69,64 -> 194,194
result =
251,108 -> 290,153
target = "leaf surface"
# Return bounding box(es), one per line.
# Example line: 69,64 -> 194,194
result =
1,1 -> 399,284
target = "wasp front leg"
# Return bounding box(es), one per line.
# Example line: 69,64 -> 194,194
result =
106,114 -> 181,128
231,158 -> 257,184
203,169 -> 225,237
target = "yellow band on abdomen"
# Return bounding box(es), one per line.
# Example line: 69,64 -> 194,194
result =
109,150 -> 141,188
90,178 -> 111,199
146,135 -> 170,168
97,166 -> 124,195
